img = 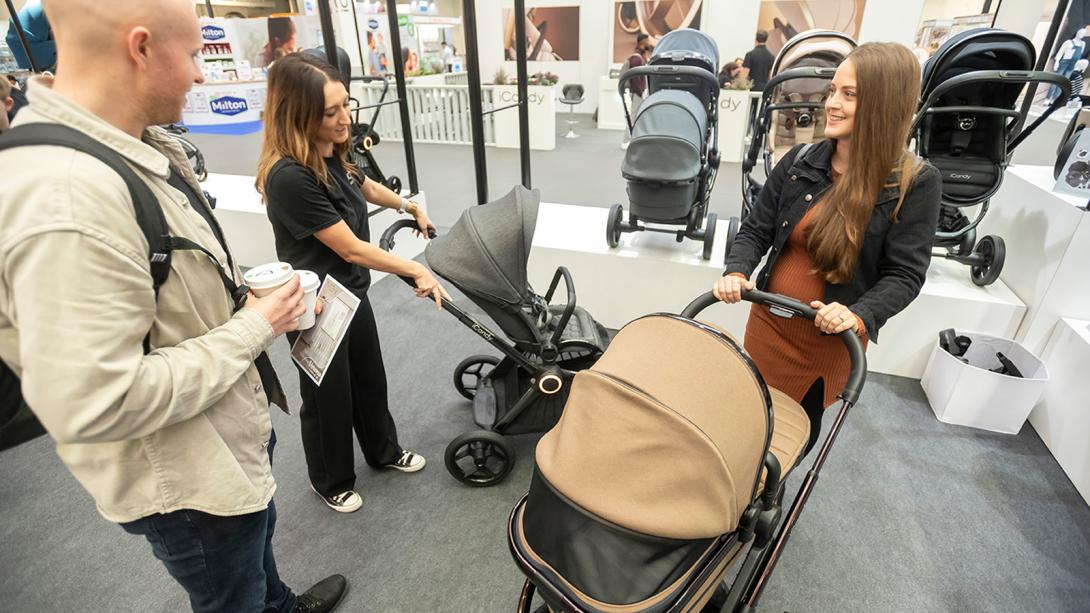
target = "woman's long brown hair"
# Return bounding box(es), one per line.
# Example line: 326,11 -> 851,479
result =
255,53 -> 357,201
806,42 -> 923,284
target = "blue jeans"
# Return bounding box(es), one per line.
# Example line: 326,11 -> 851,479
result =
121,433 -> 295,613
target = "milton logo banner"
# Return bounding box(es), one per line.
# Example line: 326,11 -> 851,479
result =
210,96 -> 248,117
202,25 -> 227,41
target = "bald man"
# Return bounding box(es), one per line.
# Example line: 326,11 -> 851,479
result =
0,1 -> 345,611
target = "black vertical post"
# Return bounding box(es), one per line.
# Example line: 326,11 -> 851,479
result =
387,0 -> 420,195
317,0 -> 339,74
462,0 -> 488,204
4,0 -> 39,73
204,0 -> 215,17
513,0 -> 531,189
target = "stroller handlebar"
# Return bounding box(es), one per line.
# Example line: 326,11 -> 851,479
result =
681,290 -> 867,406
616,65 -> 721,97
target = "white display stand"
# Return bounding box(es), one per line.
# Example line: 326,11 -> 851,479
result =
598,77 -> 627,131
978,165 -> 1090,355
1035,318 -> 1090,505
716,90 -> 760,164
527,202 -> 1026,379
200,173 -> 429,280
492,85 -> 556,151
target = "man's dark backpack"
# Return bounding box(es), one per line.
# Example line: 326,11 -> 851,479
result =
0,124 -> 245,451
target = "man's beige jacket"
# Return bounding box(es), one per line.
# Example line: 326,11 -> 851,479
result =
0,78 -> 279,523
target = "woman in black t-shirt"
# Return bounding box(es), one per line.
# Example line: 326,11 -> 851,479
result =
257,53 -> 450,514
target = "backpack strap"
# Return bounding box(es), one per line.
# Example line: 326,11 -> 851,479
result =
0,124 -> 173,296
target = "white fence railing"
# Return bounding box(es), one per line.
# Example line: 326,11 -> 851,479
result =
351,82 -> 509,146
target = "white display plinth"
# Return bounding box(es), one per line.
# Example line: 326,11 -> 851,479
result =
716,91 -> 759,164
1035,318 -> 1090,505
527,202 -> 1026,379
201,173 -> 428,279
598,77 -> 626,130
978,165 -> 1090,355
492,85 -> 556,150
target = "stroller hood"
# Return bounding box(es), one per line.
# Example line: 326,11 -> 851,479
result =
652,28 -> 718,72
772,29 -> 857,78
622,90 -> 707,183
425,185 -> 538,306
533,315 -> 772,541
921,28 -> 1035,99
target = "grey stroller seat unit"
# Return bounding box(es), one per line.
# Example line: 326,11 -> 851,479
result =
380,186 -> 610,487
608,29 -> 722,260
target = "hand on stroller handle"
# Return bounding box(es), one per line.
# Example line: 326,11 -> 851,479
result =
681,289 -> 867,406
377,219 -> 447,308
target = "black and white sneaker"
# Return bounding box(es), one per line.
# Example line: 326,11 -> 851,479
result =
310,486 -> 363,513
387,450 -> 426,473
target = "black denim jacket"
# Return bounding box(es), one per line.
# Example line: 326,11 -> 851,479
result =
724,140 -> 942,342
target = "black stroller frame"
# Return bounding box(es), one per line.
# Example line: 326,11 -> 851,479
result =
608,58 -> 723,260
347,74 -> 405,196
380,217 -> 606,488
509,289 -> 867,613
912,32 -> 1071,285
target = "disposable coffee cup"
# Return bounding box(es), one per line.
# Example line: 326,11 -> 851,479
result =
244,262 -> 295,298
296,270 -> 321,330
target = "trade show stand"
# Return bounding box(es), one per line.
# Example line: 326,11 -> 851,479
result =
977,165 -> 1090,503
492,85 -> 557,151
526,202 -> 1024,379
201,173 -> 429,279
1036,318 -> 1090,505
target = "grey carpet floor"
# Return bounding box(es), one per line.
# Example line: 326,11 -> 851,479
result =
1,121 -> 1089,612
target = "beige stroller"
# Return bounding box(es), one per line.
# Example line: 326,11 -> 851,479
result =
737,30 -> 857,225
507,290 -> 866,612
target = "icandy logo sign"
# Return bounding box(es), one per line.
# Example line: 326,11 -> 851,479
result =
201,25 -> 226,41
210,96 -> 248,116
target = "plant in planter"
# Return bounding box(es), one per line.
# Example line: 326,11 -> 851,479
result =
494,69 -> 509,85
725,75 -> 753,91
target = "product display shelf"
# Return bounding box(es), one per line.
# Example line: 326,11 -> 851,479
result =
527,202 -> 1025,379
201,173 -> 428,277
1034,318 -> 1090,505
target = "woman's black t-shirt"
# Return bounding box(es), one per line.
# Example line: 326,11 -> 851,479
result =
264,157 -> 372,293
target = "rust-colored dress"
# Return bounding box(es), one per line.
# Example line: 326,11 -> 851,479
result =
742,182 -> 868,409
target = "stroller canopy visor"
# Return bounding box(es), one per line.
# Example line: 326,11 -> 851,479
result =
425,185 -> 538,306
535,315 -> 772,540
771,29 -> 856,76
921,28 -> 1035,98
653,28 -> 719,72
622,89 -> 707,183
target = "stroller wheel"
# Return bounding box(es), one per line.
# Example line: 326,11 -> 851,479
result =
702,213 -> 718,261
444,430 -> 515,487
970,235 -> 1005,287
725,216 -> 740,265
606,204 -> 624,248
453,355 -> 500,400
386,176 -> 402,194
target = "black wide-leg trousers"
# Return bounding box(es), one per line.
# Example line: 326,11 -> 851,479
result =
292,295 -> 402,496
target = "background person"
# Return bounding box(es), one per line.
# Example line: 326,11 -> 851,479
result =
714,42 -> 942,457
0,0 -> 346,611
621,32 -> 653,150
256,53 -> 448,514
742,29 -> 775,92
257,16 -> 297,68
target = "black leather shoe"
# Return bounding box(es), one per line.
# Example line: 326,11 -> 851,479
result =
293,574 -> 347,613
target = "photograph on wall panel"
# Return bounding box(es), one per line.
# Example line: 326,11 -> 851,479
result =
612,0 -> 703,63
757,0 -> 867,56
502,6 -> 581,61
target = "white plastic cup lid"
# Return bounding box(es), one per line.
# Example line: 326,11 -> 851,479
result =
296,270 -> 321,292
243,262 -> 295,290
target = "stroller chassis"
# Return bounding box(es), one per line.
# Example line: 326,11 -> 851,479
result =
609,64 -> 723,260
348,75 -> 405,196
508,289 -> 867,613
380,220 -> 601,487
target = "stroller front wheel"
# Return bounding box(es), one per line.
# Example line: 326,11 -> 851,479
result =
444,430 -> 515,487
701,213 -> 718,261
453,355 -> 500,400
970,235 -> 1005,287
606,204 -> 624,248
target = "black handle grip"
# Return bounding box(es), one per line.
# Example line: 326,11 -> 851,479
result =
681,290 -> 867,406
378,219 -> 436,252
617,65 -> 721,96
